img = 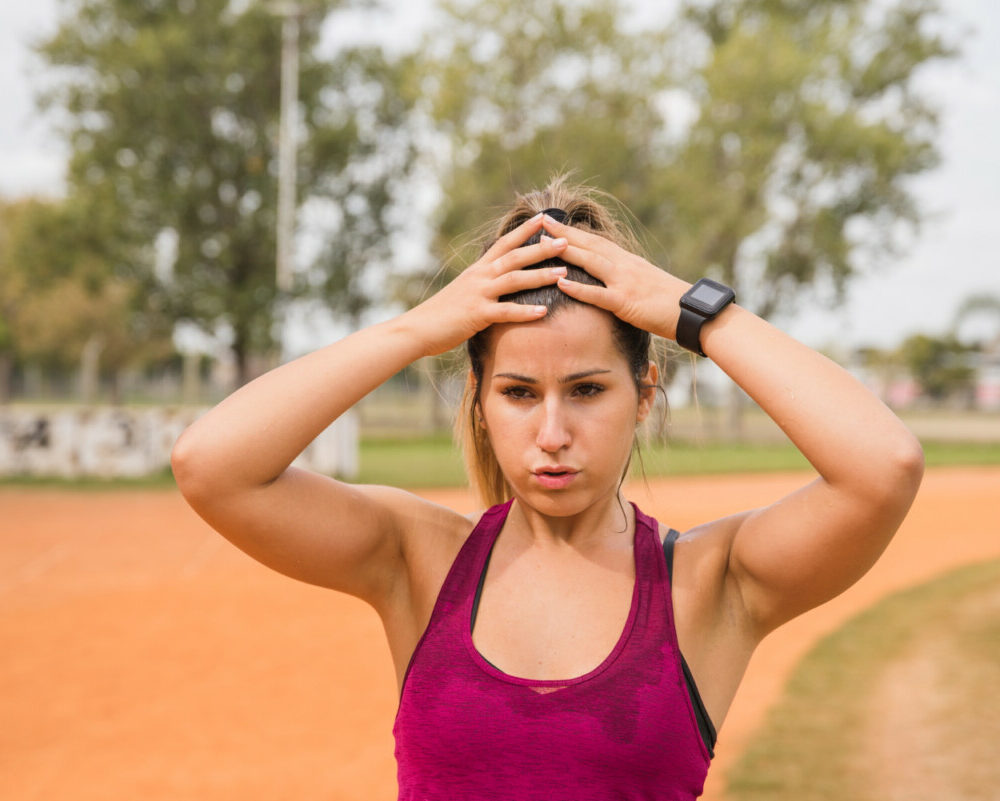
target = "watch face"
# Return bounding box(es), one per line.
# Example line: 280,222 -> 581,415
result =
682,279 -> 735,315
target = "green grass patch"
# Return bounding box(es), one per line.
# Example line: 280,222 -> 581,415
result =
726,558 -> 1000,801
636,440 -> 812,476
356,434 -> 469,488
0,467 -> 179,492
354,435 -> 998,490
2,435 -> 996,491
352,436 -> 817,489
919,439 -> 1000,467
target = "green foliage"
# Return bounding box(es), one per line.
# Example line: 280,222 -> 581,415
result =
416,0 -> 676,272
663,0 -> 955,317
35,0 -> 416,382
0,194 -> 172,400
415,0 -> 954,326
952,293 -> 1000,346
897,331 -> 976,401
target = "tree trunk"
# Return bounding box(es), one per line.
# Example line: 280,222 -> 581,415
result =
232,336 -> 250,390
0,352 -> 12,404
109,369 -> 123,405
182,350 -> 201,404
80,335 -> 104,404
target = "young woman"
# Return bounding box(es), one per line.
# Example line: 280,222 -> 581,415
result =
172,178 -> 924,800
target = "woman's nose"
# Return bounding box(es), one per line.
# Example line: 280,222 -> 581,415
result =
535,400 -> 571,453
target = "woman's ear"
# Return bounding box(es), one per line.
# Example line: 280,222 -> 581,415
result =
636,360 -> 659,423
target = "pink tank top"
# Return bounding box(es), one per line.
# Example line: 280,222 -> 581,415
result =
393,500 -> 712,800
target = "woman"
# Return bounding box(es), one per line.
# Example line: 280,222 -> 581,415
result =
172,178 -> 924,800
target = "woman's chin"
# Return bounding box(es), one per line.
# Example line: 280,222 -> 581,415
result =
512,486 -> 617,520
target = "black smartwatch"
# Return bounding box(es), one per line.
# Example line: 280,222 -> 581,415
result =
676,278 -> 736,357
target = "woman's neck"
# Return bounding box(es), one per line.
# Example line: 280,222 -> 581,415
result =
505,493 -> 634,552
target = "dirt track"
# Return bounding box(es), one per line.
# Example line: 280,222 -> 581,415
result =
3,466 -> 999,800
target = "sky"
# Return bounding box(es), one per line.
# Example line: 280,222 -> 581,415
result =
1,0 -> 998,351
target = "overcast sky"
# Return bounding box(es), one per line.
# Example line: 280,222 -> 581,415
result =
1,0 -> 997,350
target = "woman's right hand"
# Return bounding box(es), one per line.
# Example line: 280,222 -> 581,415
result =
404,213 -> 570,356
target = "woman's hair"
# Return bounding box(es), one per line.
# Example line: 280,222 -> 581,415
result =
456,175 -> 656,506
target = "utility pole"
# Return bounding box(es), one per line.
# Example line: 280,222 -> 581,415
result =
274,2 -> 300,293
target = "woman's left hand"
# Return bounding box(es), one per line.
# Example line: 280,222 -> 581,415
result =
539,214 -> 692,340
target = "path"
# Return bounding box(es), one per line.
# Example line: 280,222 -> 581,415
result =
2,466 -> 998,800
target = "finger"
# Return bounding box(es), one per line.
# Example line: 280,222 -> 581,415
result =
541,214 -> 622,256
554,243 -> 616,282
481,213 -> 545,261
557,276 -> 621,313
490,237 -> 567,275
494,264 -> 567,295
491,302 -> 550,324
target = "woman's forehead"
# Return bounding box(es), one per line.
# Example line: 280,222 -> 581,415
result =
486,305 -> 626,375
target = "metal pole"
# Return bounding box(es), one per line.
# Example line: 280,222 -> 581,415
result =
276,3 -> 300,293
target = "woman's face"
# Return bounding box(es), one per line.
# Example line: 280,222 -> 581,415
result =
479,304 -> 656,518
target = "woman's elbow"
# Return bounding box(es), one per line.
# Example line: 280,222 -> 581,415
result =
886,430 -> 925,505
170,427 -> 210,501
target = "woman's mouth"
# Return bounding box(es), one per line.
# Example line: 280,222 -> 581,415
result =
532,467 -> 579,490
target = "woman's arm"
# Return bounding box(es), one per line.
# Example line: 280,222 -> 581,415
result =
171,215 -> 570,610
696,305 -> 924,632
544,216 -> 924,635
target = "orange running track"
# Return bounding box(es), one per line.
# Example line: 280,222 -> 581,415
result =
2,466 -> 998,800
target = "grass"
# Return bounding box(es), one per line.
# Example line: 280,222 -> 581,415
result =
353,436 -> 819,489
726,557 -> 1000,801
354,434 -> 1000,489
355,434 -> 468,488
3,435 -> 998,491
918,439 -> 1000,468
0,467 -> 179,491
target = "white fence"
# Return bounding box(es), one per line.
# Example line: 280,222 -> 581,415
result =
0,407 -> 358,480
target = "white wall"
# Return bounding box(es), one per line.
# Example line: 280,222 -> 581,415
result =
0,407 -> 358,479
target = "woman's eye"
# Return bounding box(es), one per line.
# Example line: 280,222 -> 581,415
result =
501,386 -> 533,400
573,383 -> 604,398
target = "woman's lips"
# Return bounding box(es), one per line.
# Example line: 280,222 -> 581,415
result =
532,467 -> 579,490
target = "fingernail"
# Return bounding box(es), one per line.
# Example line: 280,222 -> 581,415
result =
550,237 -> 567,247
540,233 -> 552,241
552,266 -> 567,276
534,305 -> 548,314
530,212 -> 543,221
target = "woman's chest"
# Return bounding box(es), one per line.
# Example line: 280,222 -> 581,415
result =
471,549 -> 637,681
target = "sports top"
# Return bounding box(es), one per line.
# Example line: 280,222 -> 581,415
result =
393,500 -> 714,800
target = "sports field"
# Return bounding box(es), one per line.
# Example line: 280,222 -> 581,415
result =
3,466 -> 999,800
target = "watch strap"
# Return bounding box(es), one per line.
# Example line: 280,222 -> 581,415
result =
676,306 -> 708,357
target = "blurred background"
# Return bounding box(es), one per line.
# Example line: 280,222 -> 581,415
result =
2,4 -> 999,801
1,0 -> 998,481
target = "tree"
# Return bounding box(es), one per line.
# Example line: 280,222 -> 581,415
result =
36,0 -> 416,386
663,0 -> 954,314
0,197 -> 49,401
897,332 -> 975,403
657,0 -> 954,431
411,0 -> 952,435
416,0 -> 676,269
0,194 -> 173,402
952,294 -> 1000,349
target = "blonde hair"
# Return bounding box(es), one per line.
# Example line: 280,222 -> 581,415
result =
455,175 -> 655,507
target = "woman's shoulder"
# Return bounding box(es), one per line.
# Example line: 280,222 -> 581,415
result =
628,501 -> 751,605
370,488 -> 498,580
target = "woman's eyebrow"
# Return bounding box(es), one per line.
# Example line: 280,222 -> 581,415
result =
562,369 -> 612,383
492,369 -> 612,384
493,372 -> 536,383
